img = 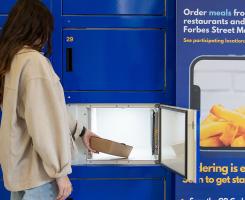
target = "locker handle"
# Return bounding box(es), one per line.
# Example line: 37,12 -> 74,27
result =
66,48 -> 73,72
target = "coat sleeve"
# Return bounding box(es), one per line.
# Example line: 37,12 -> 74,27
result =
66,109 -> 88,164
24,77 -> 72,178
67,109 -> 84,140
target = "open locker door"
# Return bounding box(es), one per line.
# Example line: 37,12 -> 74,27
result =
160,105 -> 199,182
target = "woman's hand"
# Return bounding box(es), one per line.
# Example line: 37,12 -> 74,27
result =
82,129 -> 99,153
56,176 -> 72,200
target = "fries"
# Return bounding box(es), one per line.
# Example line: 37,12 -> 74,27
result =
211,105 -> 245,129
200,104 -> 245,148
231,136 -> 245,147
200,136 -> 224,147
235,107 -> 245,115
200,122 -> 229,140
201,113 -> 220,125
219,125 -> 238,146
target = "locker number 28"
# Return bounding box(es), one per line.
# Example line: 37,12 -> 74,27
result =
66,36 -> 74,42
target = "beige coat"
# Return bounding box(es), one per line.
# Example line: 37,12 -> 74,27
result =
0,48 -> 82,192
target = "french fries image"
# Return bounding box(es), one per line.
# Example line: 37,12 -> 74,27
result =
201,113 -> 220,125
231,136 -> 245,147
219,125 -> 238,146
201,104 -> 245,148
200,136 -> 224,147
211,105 -> 245,130
235,106 -> 245,115
200,122 -> 229,140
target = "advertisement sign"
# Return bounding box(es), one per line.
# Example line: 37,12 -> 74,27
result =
176,0 -> 245,199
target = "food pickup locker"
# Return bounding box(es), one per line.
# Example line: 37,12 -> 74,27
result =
0,1 -> 201,200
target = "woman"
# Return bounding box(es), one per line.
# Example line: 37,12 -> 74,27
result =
0,0 -> 97,199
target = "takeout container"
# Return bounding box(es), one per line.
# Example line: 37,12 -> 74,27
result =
90,137 -> 133,158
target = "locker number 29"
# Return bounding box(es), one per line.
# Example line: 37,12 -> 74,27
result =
66,36 -> 74,43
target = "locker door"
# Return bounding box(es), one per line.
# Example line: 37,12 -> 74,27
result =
0,0 -> 16,14
160,105 -> 200,182
63,29 -> 165,91
0,0 -> 51,14
62,0 -> 164,15
69,179 -> 164,200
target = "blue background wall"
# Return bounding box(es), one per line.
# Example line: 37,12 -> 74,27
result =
0,0 -> 177,199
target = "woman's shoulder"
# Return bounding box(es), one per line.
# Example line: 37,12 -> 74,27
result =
15,48 -> 53,81
16,47 -> 49,67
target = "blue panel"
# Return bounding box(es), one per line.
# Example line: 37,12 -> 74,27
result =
166,170 -> 176,200
62,0 -> 164,15
62,16 -> 168,29
70,179 -> 164,200
63,29 -> 165,91
0,0 -> 51,14
0,167 -> 2,179
0,0 -> 15,14
0,180 -> 10,200
65,91 -> 174,104
51,0 -> 176,104
0,16 -> 7,29
70,166 -> 167,179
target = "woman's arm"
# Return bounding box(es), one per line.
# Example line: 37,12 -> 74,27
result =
24,77 -> 72,178
67,110 -> 98,153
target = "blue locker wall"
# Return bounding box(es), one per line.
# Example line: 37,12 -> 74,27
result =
70,179 -> 164,200
0,1 -> 177,199
0,181 -> 9,199
68,166 -> 175,200
62,0 -> 164,15
0,171 -> 9,199
0,0 -> 51,14
63,29 -> 165,91
54,0 -> 177,199
0,0 -> 17,14
52,0 -> 176,104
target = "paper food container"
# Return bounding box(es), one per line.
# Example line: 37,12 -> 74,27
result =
90,137 -> 133,158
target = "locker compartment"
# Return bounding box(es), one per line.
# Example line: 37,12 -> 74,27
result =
63,29 -> 165,91
89,106 -> 157,163
69,179 -> 164,200
62,0 -> 164,15
67,104 -> 199,182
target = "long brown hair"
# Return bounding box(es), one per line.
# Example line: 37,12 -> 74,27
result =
0,0 -> 54,104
